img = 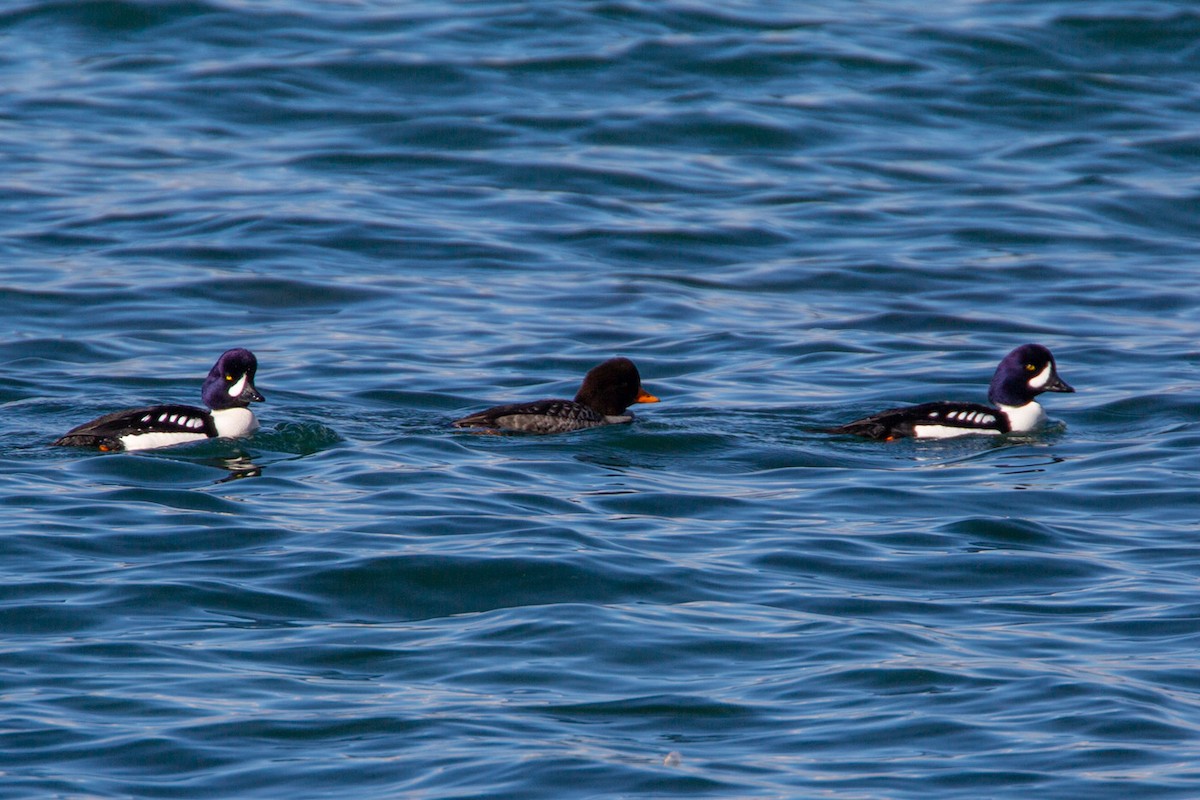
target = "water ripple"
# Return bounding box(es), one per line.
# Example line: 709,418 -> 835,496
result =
3,1 -> 1200,798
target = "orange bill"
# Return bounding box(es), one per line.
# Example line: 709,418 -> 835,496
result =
637,386 -> 660,404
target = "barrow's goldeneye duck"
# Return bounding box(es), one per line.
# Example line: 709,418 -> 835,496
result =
53,348 -> 265,452
452,357 -> 659,434
825,343 -> 1074,441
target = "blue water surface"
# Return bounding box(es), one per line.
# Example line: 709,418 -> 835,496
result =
3,0 -> 1200,797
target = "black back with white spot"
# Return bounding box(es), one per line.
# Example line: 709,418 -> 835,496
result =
52,404 -> 217,450
826,401 -> 1009,440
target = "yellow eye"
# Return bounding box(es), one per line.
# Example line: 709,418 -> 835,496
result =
1025,363 -> 1036,372
225,374 -> 233,381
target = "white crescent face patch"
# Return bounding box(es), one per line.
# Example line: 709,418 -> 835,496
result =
228,373 -> 248,397
1027,363 -> 1052,389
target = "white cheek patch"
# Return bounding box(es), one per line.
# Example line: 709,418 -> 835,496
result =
1028,363 -> 1052,389
228,374 -> 248,397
